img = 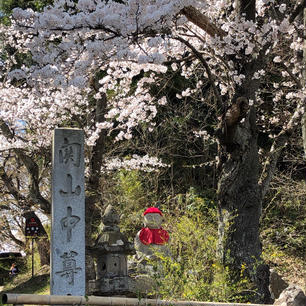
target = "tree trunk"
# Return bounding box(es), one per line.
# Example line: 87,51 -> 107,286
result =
85,194 -> 101,282
217,106 -> 271,302
85,89 -> 108,290
215,0 -> 272,302
301,7 -> 306,157
36,238 -> 50,266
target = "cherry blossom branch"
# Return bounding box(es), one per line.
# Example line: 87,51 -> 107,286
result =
280,63 -> 303,89
14,17 -> 121,37
0,119 -> 50,213
259,102 -> 304,198
173,36 -> 224,114
0,165 -> 29,208
2,215 -> 25,247
164,54 -> 196,65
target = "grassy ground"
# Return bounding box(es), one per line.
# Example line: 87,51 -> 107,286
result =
0,259 -> 304,303
0,265 -> 50,296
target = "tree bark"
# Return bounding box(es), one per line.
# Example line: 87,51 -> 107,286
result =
216,63 -> 273,304
36,237 -> 50,266
217,105 -> 271,302
215,5 -> 305,295
181,6 -> 226,38
216,0 -> 272,297
179,3 -> 272,301
301,7 -> 306,158
85,87 -> 108,289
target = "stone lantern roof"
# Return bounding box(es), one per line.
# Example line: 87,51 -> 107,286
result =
92,205 -> 134,255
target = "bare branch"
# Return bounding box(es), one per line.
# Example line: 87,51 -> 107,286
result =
260,104 -> 304,197
181,6 -> 226,38
289,0 -> 306,23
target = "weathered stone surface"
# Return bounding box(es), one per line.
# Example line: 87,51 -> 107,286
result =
51,128 -> 85,295
269,270 -> 288,300
129,208 -> 171,296
274,285 -> 306,306
88,276 -> 134,296
88,205 -> 134,296
102,205 -> 120,228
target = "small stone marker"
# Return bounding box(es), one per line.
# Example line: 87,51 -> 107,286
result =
51,128 -> 85,295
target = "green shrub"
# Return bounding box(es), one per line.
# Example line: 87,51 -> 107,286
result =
146,212 -> 252,302
261,174 -> 306,258
105,173 -> 253,302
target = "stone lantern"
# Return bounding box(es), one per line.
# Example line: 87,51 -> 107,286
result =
88,205 -> 135,296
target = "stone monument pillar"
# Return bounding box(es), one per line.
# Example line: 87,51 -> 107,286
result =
51,128 -> 85,295
88,205 -> 135,296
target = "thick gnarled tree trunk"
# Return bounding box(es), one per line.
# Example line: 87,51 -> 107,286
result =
180,2 -> 272,301
217,105 -> 271,303
215,0 -> 273,302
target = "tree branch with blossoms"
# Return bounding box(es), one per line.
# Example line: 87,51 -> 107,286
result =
1,215 -> 25,248
174,36 -> 224,113
260,95 -> 305,198
0,165 -> 29,208
0,119 -> 50,213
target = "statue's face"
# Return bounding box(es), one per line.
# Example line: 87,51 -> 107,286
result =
144,213 -> 162,229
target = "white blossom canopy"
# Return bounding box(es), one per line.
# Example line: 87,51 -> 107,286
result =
0,0 -> 305,170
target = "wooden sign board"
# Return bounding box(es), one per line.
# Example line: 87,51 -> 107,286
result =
25,216 -> 41,237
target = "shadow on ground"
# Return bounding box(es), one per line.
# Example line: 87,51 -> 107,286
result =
1,274 -> 49,294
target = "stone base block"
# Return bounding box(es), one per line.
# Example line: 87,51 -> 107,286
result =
88,277 -> 135,296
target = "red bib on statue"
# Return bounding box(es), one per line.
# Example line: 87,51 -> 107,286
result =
139,228 -> 169,245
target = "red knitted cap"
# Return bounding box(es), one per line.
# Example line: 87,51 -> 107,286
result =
143,207 -> 163,216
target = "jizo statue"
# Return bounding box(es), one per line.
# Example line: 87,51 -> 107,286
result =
135,207 -> 170,259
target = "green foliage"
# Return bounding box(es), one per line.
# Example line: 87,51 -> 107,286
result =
24,241 -> 40,272
0,257 -> 26,273
107,169 -> 151,237
0,239 -> 49,293
157,214 -> 216,300
146,212 -> 252,302
110,176 -> 253,302
1,270 -> 49,294
260,172 -> 306,286
261,174 -> 306,258
117,170 -> 147,207
0,0 -> 53,14
181,187 -> 216,216
0,0 -> 53,24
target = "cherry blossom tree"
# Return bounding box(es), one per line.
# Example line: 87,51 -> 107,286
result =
0,0 -> 305,301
